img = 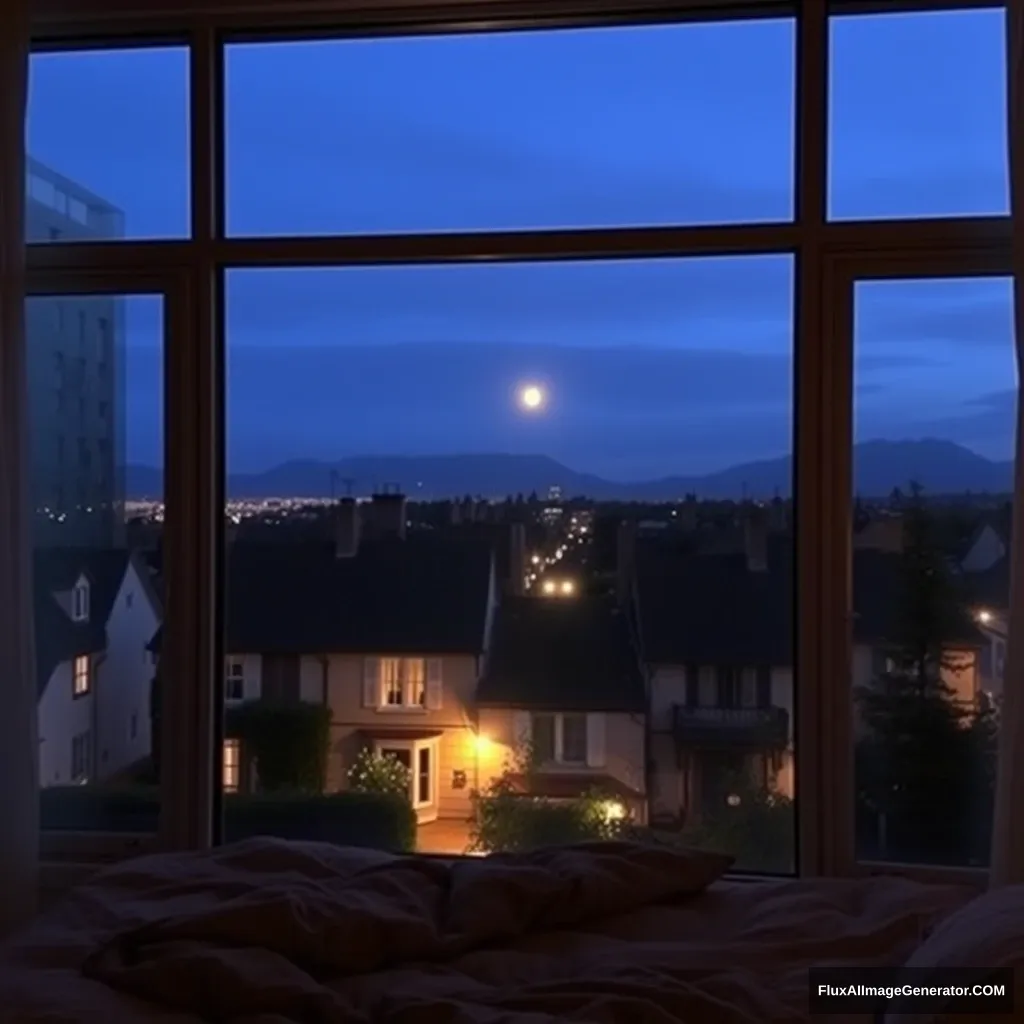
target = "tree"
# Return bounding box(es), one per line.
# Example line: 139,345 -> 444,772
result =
854,484 -> 992,865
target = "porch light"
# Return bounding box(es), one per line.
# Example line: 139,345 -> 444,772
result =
977,609 -> 993,625
473,734 -> 492,756
542,580 -> 557,595
726,794 -> 742,808
560,580 -> 575,595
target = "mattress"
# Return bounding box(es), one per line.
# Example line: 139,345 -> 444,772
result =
0,838 -> 975,1023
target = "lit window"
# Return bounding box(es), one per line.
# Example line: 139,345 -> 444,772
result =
381,657 -> 403,705
224,657 -> 245,702
405,658 -> 426,707
223,738 -> 240,793
72,655 -> 90,697
71,580 -> 89,622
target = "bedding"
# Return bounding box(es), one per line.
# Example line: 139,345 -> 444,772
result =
0,838 -> 975,1023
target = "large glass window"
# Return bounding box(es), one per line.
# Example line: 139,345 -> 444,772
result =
26,47 -> 191,242
852,275 -> 1014,868
829,9 -> 1008,220
225,19 -> 795,236
225,256 -> 796,869
28,292 -> 164,834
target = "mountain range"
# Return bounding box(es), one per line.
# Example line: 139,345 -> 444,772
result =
124,439 -> 1014,502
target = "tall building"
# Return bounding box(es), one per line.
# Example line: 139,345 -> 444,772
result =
25,157 -> 126,548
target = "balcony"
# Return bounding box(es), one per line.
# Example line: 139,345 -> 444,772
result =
673,704 -> 789,750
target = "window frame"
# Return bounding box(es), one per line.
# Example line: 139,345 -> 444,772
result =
19,0 -> 1017,886
532,711 -> 589,766
374,736 -> 439,810
71,579 -> 89,621
71,654 -> 90,697
224,656 -> 246,702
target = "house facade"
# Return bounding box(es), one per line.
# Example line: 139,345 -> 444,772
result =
35,549 -> 161,787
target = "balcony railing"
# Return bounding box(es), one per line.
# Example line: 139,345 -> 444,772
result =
673,704 -> 789,749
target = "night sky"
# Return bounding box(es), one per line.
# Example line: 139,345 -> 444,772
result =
25,9 -> 1016,482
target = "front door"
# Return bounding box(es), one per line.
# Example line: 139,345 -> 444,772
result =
379,742 -> 437,820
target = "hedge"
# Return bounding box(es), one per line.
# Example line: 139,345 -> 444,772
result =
40,786 -> 416,852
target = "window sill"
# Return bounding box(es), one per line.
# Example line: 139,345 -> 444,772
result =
375,705 -> 428,714
856,860 -> 987,890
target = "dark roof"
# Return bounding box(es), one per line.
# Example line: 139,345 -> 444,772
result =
636,541 -> 984,667
477,595 -> 645,712
151,536 -> 494,655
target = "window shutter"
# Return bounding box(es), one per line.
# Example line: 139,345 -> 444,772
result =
250,656 -> 262,702
756,665 -> 772,708
513,711 -> 532,749
684,665 -> 699,708
362,657 -> 379,708
425,658 -> 443,710
586,713 -> 607,768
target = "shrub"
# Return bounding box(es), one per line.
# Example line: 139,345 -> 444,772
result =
470,753 -> 628,854
227,701 -> 332,793
347,747 -> 412,800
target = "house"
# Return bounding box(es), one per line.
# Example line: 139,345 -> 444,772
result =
962,554 -> 1011,700
166,495 -> 502,831
633,513 -> 986,827
475,593 -> 648,821
34,548 -> 162,787
960,507 -> 1011,573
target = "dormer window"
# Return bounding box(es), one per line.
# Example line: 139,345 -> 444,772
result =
72,579 -> 89,622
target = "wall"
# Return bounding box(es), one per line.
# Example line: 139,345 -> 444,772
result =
95,559 -> 162,779
475,708 -> 646,801
38,661 -> 93,787
323,652 -> 481,822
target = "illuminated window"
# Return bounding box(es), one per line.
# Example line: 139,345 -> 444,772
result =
405,658 -> 426,707
223,739 -> 241,793
72,655 -> 90,697
381,658 -> 403,705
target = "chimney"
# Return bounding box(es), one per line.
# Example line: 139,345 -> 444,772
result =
744,506 -> 768,572
367,489 -> 407,540
508,522 -> 526,595
334,497 -> 360,558
616,520 -> 636,604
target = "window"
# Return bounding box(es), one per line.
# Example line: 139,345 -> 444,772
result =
829,9 -> 1008,220
72,655 -> 90,697
125,591 -> 133,609
369,657 -> 433,709
375,740 -> 437,810
70,731 -> 91,783
71,580 -> 89,621
532,713 -> 588,765
26,47 -> 190,241
29,292 -> 164,839
223,739 -> 241,793
225,19 -> 794,236
853,275 -> 1012,869
225,658 -> 245,702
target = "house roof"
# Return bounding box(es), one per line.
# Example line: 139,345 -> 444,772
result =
150,536 -> 494,655
962,556 -> 1011,611
476,594 -> 645,712
636,540 -> 985,667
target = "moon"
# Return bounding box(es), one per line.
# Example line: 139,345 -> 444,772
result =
518,383 -> 546,412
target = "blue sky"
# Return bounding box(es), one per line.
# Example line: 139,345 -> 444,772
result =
25,9 -> 1017,481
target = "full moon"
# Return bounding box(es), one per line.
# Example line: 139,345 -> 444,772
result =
518,384 -> 546,412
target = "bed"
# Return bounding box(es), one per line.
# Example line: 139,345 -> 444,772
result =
0,838 -> 985,1022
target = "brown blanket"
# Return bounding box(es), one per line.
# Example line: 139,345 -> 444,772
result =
0,838 -> 974,1023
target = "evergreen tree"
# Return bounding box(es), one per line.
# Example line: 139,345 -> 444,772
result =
854,483 -> 985,864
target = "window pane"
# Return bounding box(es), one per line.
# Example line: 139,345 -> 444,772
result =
223,256 -> 795,869
225,20 -> 794,236
829,10 -> 1008,220
852,276 -> 1013,867
29,293 -> 164,836
26,47 -> 190,242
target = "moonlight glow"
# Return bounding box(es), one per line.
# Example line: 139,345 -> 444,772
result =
518,384 -> 546,412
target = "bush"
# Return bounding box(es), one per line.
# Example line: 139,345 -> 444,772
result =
677,771 -> 794,874
470,757 -> 627,853
227,701 -> 332,793
347,748 -> 412,799
39,786 -> 416,853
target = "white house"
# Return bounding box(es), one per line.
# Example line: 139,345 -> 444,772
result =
35,549 -> 162,787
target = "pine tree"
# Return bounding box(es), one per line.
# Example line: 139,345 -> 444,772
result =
855,483 -> 979,864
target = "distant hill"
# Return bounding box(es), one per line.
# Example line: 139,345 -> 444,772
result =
125,440 -> 1014,502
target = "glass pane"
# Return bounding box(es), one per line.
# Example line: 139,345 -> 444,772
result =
852,276 -> 1013,867
224,255 -> 796,871
829,9 -> 1008,220
26,47 -> 190,242
225,19 -> 794,236
29,293 -> 164,833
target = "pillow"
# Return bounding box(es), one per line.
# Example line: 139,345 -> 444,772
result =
885,885 -> 1024,1024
